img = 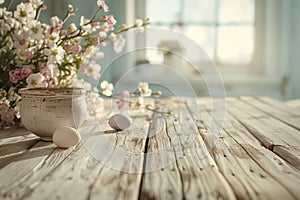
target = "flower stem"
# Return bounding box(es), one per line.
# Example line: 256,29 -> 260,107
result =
34,4 -> 44,20
7,0 -> 14,11
88,7 -> 102,25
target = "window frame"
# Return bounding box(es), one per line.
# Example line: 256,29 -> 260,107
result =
129,0 -> 282,77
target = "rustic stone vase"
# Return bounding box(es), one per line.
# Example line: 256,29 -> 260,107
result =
19,88 -> 88,141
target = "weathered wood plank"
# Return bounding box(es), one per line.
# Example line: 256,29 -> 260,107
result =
187,99 -> 300,199
241,96 -> 300,131
0,138 -> 39,160
239,116 -> 300,147
0,128 -> 40,171
227,98 -> 300,170
222,116 -> 300,198
0,141 -> 57,199
213,136 -> 295,199
239,97 -> 295,117
180,137 -> 237,200
139,113 -> 184,200
20,116 -> 119,200
0,128 -> 35,143
254,96 -> 300,116
0,128 -> 20,140
20,144 -> 102,200
139,99 -> 236,199
88,114 -> 149,200
24,103 -> 149,200
1,97 -> 300,200
1,145 -> 75,199
226,98 -> 267,119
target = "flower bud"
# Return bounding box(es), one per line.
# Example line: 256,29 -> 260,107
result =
135,19 -> 143,27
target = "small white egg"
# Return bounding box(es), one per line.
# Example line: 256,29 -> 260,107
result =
109,113 -> 132,131
52,127 -> 81,148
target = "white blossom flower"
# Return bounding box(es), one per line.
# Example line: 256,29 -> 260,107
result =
1,108 -> 15,122
0,101 -> 9,115
13,29 -> 29,50
50,16 -> 62,28
82,60 -> 101,79
85,46 -> 104,60
26,73 -> 45,88
67,23 -> 80,37
30,0 -> 43,8
100,22 -> 109,33
106,15 -> 116,30
0,8 -> 15,31
134,19 -> 145,32
0,90 -> 7,99
118,24 -> 128,31
99,31 -> 107,37
86,88 -> 105,120
80,16 -> 92,33
14,2 -> 35,23
68,4 -> 75,14
16,49 -> 27,60
27,20 -> 44,40
134,97 -> 144,108
91,21 -> 100,32
113,34 -> 126,53
68,23 -> 77,32
100,80 -> 113,97
0,0 -> 146,128
46,29 -> 60,44
100,41 -> 107,47
97,0 -> 109,12
74,79 -> 92,91
135,19 -> 144,27
44,44 -> 65,64
109,32 -> 117,41
138,82 -> 152,97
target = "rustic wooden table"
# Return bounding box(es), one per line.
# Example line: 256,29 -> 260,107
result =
0,97 -> 300,200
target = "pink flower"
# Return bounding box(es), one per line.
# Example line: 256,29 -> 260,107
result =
25,50 -> 34,59
20,65 -> 32,78
63,43 -> 71,53
9,69 -> 22,83
94,37 -> 100,44
39,64 -> 52,80
106,15 -> 116,30
1,108 -> 15,122
0,120 -> 15,129
0,107 -> 15,128
46,80 -> 54,88
118,100 -> 126,110
49,27 -> 60,35
72,44 -> 82,54
118,90 -> 130,110
92,21 -> 100,29
97,0 -> 109,12
122,90 -> 130,99
19,39 -> 25,46
61,30 -> 67,36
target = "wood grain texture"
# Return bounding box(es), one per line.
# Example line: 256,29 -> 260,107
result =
186,99 -> 300,200
226,97 -> 300,170
139,99 -> 236,200
0,97 -> 300,200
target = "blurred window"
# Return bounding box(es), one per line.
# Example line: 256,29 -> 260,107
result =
146,0 -> 256,67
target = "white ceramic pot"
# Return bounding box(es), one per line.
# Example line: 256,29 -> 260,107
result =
19,88 -> 88,141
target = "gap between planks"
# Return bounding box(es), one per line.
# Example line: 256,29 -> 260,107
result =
228,97 -> 300,170
186,98 -> 300,199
